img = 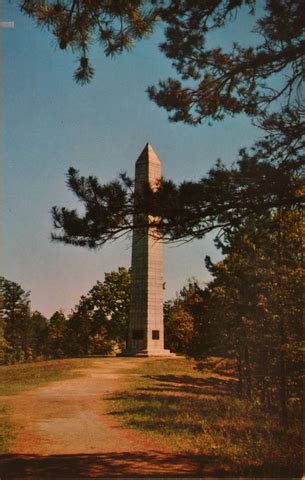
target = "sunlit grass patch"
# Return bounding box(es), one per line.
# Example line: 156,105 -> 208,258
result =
0,406 -> 14,453
0,358 -> 94,396
0,358 -> 96,453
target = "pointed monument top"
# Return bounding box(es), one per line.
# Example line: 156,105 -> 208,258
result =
136,143 -> 161,165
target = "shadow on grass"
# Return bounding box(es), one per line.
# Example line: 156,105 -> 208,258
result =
195,359 -> 237,377
0,451 -> 229,478
0,451 -> 299,478
109,392 -> 239,435
141,374 -> 237,397
107,373 -> 302,478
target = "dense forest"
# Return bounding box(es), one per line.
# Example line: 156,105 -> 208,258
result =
0,267 -> 130,363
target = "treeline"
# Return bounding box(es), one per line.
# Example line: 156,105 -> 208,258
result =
0,267 -> 130,363
164,210 -> 304,425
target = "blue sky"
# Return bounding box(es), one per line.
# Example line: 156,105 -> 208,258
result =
1,2 -> 260,317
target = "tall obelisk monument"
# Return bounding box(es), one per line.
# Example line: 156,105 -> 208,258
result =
126,144 -> 173,356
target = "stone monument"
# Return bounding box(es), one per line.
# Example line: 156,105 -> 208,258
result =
124,144 -> 173,356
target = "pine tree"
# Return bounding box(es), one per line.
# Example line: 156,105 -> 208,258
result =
21,0 -> 157,84
0,277 -> 32,362
48,310 -> 68,358
203,210 -> 304,423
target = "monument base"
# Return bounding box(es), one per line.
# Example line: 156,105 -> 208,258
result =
119,348 -> 176,357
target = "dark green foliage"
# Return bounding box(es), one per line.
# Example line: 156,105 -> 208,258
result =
47,310 -> 68,358
162,209 -> 303,426
66,267 -> 131,355
51,169 -> 133,247
0,269 -> 130,362
202,210 -> 304,424
51,132 -> 304,246
28,311 -> 49,357
0,278 -> 50,363
0,277 -> 32,363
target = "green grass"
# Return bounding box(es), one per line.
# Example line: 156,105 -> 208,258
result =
0,405 -> 14,453
0,358 -> 95,452
0,358 -> 94,396
106,357 -> 303,477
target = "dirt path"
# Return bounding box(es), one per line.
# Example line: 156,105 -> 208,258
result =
0,358 -> 214,478
7,359 -> 153,456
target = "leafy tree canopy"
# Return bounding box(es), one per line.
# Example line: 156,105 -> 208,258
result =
67,267 -> 131,355
164,279 -> 206,356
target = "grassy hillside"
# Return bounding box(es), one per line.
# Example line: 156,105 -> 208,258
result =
107,357 -> 302,477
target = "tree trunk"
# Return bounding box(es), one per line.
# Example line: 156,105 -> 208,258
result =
277,210 -> 288,427
237,356 -> 243,395
279,317 -> 288,426
244,346 -> 252,399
